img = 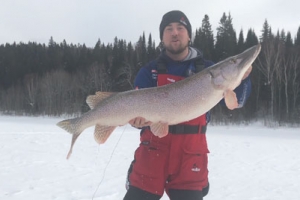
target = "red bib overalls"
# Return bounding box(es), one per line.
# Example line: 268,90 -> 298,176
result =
128,73 -> 209,196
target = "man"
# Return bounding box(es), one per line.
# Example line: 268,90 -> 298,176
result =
123,10 -> 252,200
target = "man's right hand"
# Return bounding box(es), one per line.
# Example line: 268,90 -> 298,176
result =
129,117 -> 152,128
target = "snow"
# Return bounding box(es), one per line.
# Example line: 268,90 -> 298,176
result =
0,116 -> 299,200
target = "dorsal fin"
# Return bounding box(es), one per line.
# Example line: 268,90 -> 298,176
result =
86,91 -> 116,109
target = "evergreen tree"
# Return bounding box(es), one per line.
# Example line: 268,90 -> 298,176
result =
126,42 -> 134,64
285,32 -> 293,49
245,28 -> 259,48
260,19 -> 272,42
48,36 -> 55,47
147,34 -> 156,61
78,43 -> 91,70
214,12 -> 237,61
61,39 -> 77,72
111,37 -> 126,80
275,30 -> 281,44
47,36 -> 62,71
93,39 -> 103,63
295,26 -> 300,47
193,28 -> 201,50
194,14 -> 214,60
136,33 -> 147,66
237,29 -> 245,52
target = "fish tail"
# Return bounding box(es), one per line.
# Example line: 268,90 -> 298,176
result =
57,119 -> 83,159
66,134 -> 80,159
56,119 -> 81,135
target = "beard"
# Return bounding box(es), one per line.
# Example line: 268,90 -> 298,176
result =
164,40 -> 189,55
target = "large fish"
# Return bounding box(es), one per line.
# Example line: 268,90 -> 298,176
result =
57,44 -> 261,159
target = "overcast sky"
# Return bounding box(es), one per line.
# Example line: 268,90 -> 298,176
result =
1,0 -> 299,48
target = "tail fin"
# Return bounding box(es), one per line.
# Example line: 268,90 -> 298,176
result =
66,134 -> 80,159
56,119 -> 81,135
56,119 -> 83,159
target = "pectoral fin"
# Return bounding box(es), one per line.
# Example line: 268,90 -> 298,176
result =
94,124 -> 116,144
150,122 -> 169,138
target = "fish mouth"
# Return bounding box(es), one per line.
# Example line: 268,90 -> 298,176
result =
217,44 -> 261,83
251,44 -> 261,59
236,44 -> 261,69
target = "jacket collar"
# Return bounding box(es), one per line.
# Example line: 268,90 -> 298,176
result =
160,47 -> 203,63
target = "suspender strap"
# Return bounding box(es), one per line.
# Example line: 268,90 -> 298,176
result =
194,58 -> 205,73
155,55 -> 207,135
157,57 -> 168,74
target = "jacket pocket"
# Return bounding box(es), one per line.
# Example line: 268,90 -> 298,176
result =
133,141 -> 168,179
176,147 -> 208,185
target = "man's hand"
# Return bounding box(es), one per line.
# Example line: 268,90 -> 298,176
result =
224,90 -> 238,110
129,117 -> 152,128
223,65 -> 252,110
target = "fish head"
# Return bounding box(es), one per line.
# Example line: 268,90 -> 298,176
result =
210,44 -> 261,90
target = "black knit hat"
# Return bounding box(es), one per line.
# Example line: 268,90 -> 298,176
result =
159,10 -> 192,40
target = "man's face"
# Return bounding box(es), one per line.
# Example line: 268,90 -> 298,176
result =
162,22 -> 190,55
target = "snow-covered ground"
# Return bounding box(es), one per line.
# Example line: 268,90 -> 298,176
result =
0,116 -> 299,200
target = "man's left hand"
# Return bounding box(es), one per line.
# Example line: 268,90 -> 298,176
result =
224,90 -> 238,110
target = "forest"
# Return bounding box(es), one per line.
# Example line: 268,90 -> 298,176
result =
0,13 -> 299,125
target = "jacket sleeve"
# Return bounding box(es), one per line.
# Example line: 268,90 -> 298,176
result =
235,76 -> 252,108
134,63 -> 156,89
218,76 -> 252,108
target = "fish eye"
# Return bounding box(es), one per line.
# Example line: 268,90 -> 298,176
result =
229,58 -> 237,64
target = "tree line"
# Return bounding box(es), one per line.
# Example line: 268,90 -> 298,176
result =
0,12 -> 299,125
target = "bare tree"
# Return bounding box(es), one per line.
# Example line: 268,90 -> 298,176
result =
39,70 -> 74,115
24,74 -> 39,113
289,51 -> 300,118
257,39 -> 283,120
0,84 -> 25,114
